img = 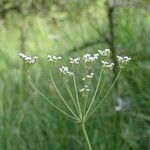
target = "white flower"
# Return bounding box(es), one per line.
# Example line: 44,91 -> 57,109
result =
117,56 -> 131,63
82,78 -> 86,81
117,55 -> 131,68
102,61 -> 114,70
70,57 -> 80,65
98,49 -> 110,57
93,53 -> 99,59
19,53 -> 38,65
79,88 -> 84,92
87,73 -> 94,79
82,73 -> 94,83
83,53 -> 98,65
79,85 -> 90,93
47,55 -> 62,64
59,66 -> 73,77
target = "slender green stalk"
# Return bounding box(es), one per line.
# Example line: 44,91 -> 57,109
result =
87,70 -> 121,118
72,68 -> 82,119
64,81 -> 79,113
85,69 -> 103,118
81,123 -> 93,150
28,76 -> 78,121
83,94 -> 88,115
50,70 -> 78,118
95,75 -> 106,104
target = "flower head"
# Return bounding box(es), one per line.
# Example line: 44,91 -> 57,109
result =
83,53 -> 98,67
117,55 -> 131,68
98,49 -> 110,60
70,57 -> 80,65
86,73 -> 94,79
102,61 -> 114,70
47,55 -> 62,66
59,66 -> 73,80
19,53 -> 38,70
79,85 -> 90,95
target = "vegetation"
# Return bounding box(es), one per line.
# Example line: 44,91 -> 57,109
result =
0,0 -> 150,150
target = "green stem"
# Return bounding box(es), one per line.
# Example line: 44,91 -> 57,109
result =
64,81 -> 78,113
83,94 -> 88,115
50,70 -> 78,118
72,67 -> 82,119
87,69 -> 122,118
85,69 -> 103,118
81,123 -> 93,150
27,76 -> 78,121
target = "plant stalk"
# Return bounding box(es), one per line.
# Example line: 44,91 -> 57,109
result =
81,123 -> 93,150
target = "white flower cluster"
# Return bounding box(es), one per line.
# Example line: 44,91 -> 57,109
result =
79,85 -> 90,93
82,73 -> 94,81
70,57 -> 80,65
83,53 -> 99,65
19,53 -> 38,64
59,66 -> 73,77
117,56 -> 131,63
102,61 -> 114,70
47,55 -> 62,65
98,49 -> 110,57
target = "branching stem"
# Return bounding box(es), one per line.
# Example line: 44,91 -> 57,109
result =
85,69 -> 103,118
64,81 -> 79,114
87,69 -> 121,118
27,76 -> 78,121
72,67 -> 82,119
49,70 -> 78,119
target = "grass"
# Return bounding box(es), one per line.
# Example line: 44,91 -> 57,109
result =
0,2 -> 150,150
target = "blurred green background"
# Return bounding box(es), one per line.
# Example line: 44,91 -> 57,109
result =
0,0 -> 150,150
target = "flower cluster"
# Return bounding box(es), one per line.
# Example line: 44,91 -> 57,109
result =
102,61 -> 114,70
70,57 -> 80,65
117,56 -> 131,63
98,49 -> 110,57
82,73 -> 94,81
59,66 -> 73,79
79,85 -> 90,94
83,53 -> 99,67
19,53 -> 38,65
47,55 -> 62,65
117,56 -> 131,68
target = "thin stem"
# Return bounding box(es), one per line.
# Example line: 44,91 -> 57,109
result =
87,75 -> 106,118
50,70 -> 78,119
27,76 -> 78,121
81,123 -> 93,150
83,94 -> 88,116
64,81 -> 79,114
85,69 -> 103,118
72,67 -> 82,119
87,70 -> 122,118
95,75 -> 106,104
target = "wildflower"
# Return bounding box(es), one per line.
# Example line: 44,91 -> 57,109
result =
117,55 -> 131,68
47,55 -> 62,65
98,49 -> 110,60
79,85 -> 90,95
83,53 -> 98,67
98,49 -> 110,56
102,61 -> 114,70
19,53 -> 38,70
93,53 -> 99,59
82,78 -> 86,81
59,66 -> 73,80
70,57 -> 80,65
82,73 -> 94,85
86,73 -> 94,79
